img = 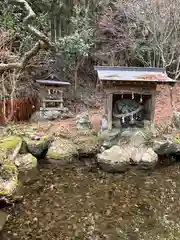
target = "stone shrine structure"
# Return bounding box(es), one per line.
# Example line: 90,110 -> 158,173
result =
36,73 -> 70,114
94,66 -> 176,130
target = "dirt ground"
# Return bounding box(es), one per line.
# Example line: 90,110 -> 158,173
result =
0,83 -> 180,138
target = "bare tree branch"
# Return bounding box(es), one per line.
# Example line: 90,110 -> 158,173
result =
0,0 -> 56,72
0,41 -> 42,71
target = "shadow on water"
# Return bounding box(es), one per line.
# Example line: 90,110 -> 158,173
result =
2,157 -> 180,240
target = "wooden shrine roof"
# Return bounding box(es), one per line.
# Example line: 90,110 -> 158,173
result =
94,66 -> 176,84
36,73 -> 71,86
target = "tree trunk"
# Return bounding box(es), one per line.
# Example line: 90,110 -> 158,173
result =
50,1 -> 56,42
74,60 -> 80,98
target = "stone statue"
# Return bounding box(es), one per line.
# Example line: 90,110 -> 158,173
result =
76,112 -> 92,131
100,115 -> 108,131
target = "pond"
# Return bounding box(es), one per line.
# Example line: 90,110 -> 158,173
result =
2,159 -> 180,240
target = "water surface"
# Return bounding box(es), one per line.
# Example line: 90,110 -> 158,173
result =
2,160 -> 180,240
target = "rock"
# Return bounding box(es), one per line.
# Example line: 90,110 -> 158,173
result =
140,148 -> 158,169
60,111 -> 74,119
100,129 -> 120,141
76,112 -> 92,131
19,140 -> 28,154
46,138 -> 78,164
99,129 -> 120,150
119,128 -> 156,147
101,139 -> 112,150
30,110 -> 61,122
0,162 -> 18,201
15,153 -> 37,171
73,133 -> 102,157
0,211 -> 8,231
153,139 -> 180,156
0,136 -> 22,163
129,129 -> 147,147
131,147 -> 158,169
43,110 -> 61,120
119,128 -> 146,147
97,146 -> 130,173
24,135 -> 51,158
97,145 -> 158,173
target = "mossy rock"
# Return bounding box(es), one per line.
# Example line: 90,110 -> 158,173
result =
173,135 -> 180,144
0,136 -> 22,163
46,138 -> 78,164
16,154 -> 39,185
23,136 -> 51,158
0,162 -> 18,198
19,140 -> 28,154
73,134 -> 102,157
15,153 -> 37,171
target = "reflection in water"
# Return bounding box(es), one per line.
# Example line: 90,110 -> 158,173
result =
2,160 -> 180,240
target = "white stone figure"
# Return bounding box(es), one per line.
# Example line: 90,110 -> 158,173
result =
100,115 -> 108,131
132,91 -> 134,99
140,94 -> 143,103
130,114 -> 135,124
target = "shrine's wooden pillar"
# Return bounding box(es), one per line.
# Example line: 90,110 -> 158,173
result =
107,93 -> 113,131
150,90 -> 156,128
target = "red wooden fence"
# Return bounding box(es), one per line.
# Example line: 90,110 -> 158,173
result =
0,98 -> 38,124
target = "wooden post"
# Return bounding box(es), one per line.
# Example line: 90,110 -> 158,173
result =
150,91 -> 156,129
42,98 -> 46,111
59,90 -> 63,109
107,93 -> 113,131
105,98 -> 108,115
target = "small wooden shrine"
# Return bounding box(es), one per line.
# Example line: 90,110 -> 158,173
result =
36,73 -> 70,113
94,66 -> 176,130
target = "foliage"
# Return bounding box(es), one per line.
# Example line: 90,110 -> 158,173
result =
57,5 -> 94,65
1,0 -> 180,91
96,0 -> 180,78
132,0 -> 180,72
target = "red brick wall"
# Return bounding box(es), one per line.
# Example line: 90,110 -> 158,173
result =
154,83 -> 180,125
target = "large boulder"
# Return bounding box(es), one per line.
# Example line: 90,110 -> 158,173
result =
15,154 -> 39,185
22,135 -> 51,158
0,162 -> 18,201
73,133 -> 102,157
0,136 -> 22,163
97,146 -> 130,173
46,138 -> 78,164
30,110 -> 61,122
97,145 -> 158,173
